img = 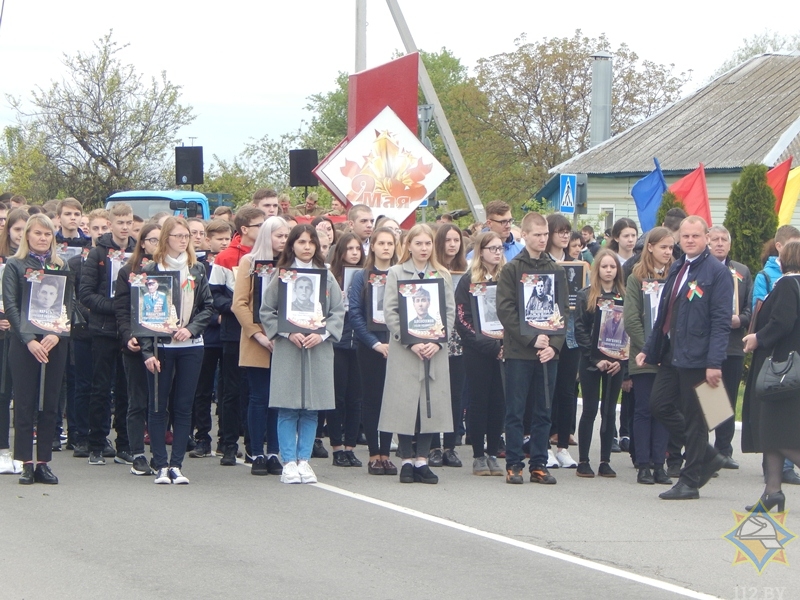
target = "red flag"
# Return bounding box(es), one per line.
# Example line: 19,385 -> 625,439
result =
767,157 -> 793,213
669,164 -> 711,225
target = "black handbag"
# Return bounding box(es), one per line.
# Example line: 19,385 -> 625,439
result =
754,278 -> 800,402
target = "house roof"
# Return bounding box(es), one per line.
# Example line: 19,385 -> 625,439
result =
550,52 -> 800,176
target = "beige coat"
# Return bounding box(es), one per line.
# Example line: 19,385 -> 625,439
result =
378,260 -> 455,435
232,256 -> 271,369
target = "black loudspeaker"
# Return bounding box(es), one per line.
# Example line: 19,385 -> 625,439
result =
289,149 -> 319,187
175,146 -> 204,186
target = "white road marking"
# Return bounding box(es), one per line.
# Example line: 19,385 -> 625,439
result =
313,481 -> 720,600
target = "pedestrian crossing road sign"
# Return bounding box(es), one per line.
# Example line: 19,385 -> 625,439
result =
560,174 -> 577,214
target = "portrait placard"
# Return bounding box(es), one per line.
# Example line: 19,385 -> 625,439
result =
397,279 -> 447,345
108,250 -> 132,298
277,268 -> 327,334
342,267 -> 359,312
56,242 -> 86,262
20,269 -> 74,337
518,270 -> 566,336
470,282 -> 503,341
367,272 -> 388,331
593,297 -> 629,361
251,260 -> 276,323
130,271 -> 181,337
641,279 -> 666,340
556,261 -> 589,311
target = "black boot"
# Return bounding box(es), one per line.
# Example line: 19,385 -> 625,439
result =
34,463 -> 58,484
637,467 -> 655,485
19,463 -> 34,485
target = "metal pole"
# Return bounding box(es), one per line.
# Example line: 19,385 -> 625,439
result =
153,341 -> 159,413
424,358 -> 432,418
38,363 -> 46,412
355,0 -> 367,72
385,0 -> 485,223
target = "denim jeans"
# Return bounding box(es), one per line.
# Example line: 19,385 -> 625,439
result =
504,358 -> 557,469
246,367 -> 279,456
147,346 -> 204,469
277,408 -> 318,463
71,338 -> 92,443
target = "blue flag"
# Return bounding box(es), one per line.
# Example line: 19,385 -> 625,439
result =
631,158 -> 667,233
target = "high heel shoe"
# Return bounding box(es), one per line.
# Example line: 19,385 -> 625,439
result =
746,491 -> 786,512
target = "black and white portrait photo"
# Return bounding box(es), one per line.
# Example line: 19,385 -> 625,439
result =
524,274 -> 555,322
108,251 -> 131,298
557,261 -> 587,310
597,303 -> 629,360
28,275 -> 66,328
289,274 -> 318,315
475,283 -> 503,339
642,279 -> 665,338
397,279 -> 447,344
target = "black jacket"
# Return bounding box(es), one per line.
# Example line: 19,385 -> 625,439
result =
68,251 -> 92,342
2,254 -> 71,345
454,272 -> 502,358
138,261 -> 214,361
79,233 -> 137,338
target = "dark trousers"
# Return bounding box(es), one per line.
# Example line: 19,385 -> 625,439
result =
431,355 -> 466,450
70,338 -> 92,443
246,367 -> 279,457
578,360 -> 622,463
0,337 -> 13,449
550,345 -> 580,448
65,344 -> 76,441
10,336 -> 68,462
147,346 -> 203,469
329,347 -> 362,448
193,345 -> 222,443
464,348 -> 505,458
358,343 -> 392,456
88,336 -> 129,452
631,373 -> 670,467
123,352 -> 149,456
715,355 -> 743,458
650,364 -> 718,488
220,341 -> 247,450
398,432 -> 433,460
619,389 -> 633,438
504,358 -> 556,468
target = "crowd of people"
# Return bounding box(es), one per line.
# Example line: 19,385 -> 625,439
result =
0,188 -> 797,512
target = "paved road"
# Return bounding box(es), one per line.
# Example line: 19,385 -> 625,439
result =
2,425 -> 798,600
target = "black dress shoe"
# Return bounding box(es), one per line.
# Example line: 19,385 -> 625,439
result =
659,481 -> 699,500
312,439 -> 328,459
428,448 -> 443,467
399,463 -> 414,483
653,466 -> 673,485
332,450 -> 351,467
783,469 -> 800,485
19,463 -> 34,485
413,464 -> 439,484
666,463 -> 682,479
344,450 -> 362,467
34,463 -> 58,484
698,451 -> 726,488
610,439 -> 622,453
720,456 -> 739,470
637,467 -> 655,485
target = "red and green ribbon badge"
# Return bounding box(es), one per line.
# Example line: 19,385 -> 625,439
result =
182,275 -> 195,293
731,268 -> 743,282
686,280 -> 704,301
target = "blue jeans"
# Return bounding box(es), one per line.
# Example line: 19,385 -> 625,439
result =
504,358 -> 557,469
277,408 -> 317,463
71,339 -> 92,442
147,346 -> 203,469
246,367 -> 279,456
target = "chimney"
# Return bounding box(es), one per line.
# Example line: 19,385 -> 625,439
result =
590,51 -> 612,147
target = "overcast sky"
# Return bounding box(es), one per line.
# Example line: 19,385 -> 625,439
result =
1,0 -> 796,163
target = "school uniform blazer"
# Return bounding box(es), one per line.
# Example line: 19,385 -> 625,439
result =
378,259 -> 455,436
260,264 -> 344,411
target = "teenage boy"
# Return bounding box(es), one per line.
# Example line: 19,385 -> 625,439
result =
56,198 -> 91,247
252,189 -> 280,217
189,219 -> 231,458
209,206 -> 264,465
497,212 -> 565,485
79,204 -> 137,466
348,204 -> 374,254
467,201 -> 524,262
131,215 -> 144,240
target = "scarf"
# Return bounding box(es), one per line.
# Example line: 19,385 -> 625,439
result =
29,251 -> 52,268
161,252 -> 194,327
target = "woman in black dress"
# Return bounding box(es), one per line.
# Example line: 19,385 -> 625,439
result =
742,240 -> 800,512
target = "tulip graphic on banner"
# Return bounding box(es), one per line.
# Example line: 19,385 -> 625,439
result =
669,164 -> 711,225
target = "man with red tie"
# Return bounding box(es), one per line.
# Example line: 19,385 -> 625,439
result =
636,216 -> 733,500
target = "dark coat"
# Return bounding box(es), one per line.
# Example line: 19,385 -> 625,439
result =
742,274 -> 800,453
642,248 -> 733,369
348,268 -> 389,349
454,272 -> 502,358
725,258 -> 752,357
78,233 -> 136,338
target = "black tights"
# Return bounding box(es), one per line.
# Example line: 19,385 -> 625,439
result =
765,449 -> 800,493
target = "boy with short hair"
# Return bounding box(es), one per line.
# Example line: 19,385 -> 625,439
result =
56,198 -> 91,246
496,212 -> 566,485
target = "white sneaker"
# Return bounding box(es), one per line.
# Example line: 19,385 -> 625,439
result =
297,460 -> 317,484
0,450 -> 14,474
546,449 -> 559,469
556,447 -> 578,468
169,467 -> 189,484
154,467 -> 171,484
280,461 -> 301,484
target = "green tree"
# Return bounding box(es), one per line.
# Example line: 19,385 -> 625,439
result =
712,30 -> 800,78
7,31 -> 194,206
655,191 -> 686,228
0,125 -> 64,200
723,164 -> 779,275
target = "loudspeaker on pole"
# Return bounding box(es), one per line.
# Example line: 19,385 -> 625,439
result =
289,149 -> 319,188
175,147 -> 204,186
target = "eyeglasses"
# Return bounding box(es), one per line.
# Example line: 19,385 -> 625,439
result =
489,218 -> 514,226
483,245 -> 504,253
169,234 -> 191,240
245,222 -> 264,228
556,230 -> 571,236
144,237 -> 160,245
